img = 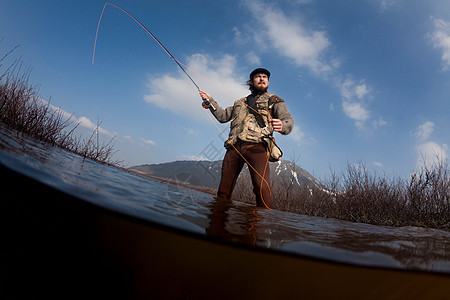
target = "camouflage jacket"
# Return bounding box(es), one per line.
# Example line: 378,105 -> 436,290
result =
207,92 -> 294,147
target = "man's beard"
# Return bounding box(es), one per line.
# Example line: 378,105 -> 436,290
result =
250,83 -> 267,94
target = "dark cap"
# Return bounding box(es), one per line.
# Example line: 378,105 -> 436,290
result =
249,68 -> 270,79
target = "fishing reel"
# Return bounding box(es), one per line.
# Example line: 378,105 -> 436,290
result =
202,99 -> 216,110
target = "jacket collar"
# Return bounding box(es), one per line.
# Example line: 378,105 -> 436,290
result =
252,89 -> 268,96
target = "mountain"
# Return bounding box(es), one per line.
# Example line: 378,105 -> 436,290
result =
130,160 -> 222,189
129,160 -> 325,191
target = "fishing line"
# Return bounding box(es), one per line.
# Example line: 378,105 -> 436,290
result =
92,2 -> 200,90
92,2 -> 273,209
94,4 -> 261,117
93,2 -> 264,119
205,111 -> 272,210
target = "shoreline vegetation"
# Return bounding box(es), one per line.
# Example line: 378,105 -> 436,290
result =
1,48 -> 449,230
0,47 -> 120,166
233,159 -> 450,230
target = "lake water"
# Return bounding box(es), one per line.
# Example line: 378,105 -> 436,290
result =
1,126 -> 449,274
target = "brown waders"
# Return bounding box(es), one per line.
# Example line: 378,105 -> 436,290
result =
217,140 -> 272,209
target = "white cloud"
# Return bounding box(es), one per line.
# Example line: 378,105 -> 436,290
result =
430,17 -> 450,71
378,0 -> 398,12
342,101 -> 369,129
291,0 -> 313,4
243,1 -> 385,133
329,102 -> 335,111
139,137 -> 156,146
412,120 -> 448,169
372,117 -> 387,129
413,121 -> 447,170
233,27 -> 242,42
76,117 -> 112,137
415,121 -> 434,141
144,53 -> 249,120
186,128 -> 200,137
339,78 -> 372,130
40,99 -> 115,137
373,161 -> 384,168
340,78 -> 370,101
417,141 -> 448,169
233,26 -> 252,46
41,100 -> 74,121
289,125 -> 305,143
246,51 -> 261,65
243,0 -> 383,132
355,83 -> 369,100
244,0 -> 331,74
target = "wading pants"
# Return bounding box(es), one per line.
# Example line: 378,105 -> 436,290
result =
217,141 -> 272,209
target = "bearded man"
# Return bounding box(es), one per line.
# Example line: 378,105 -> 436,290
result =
199,68 -> 293,209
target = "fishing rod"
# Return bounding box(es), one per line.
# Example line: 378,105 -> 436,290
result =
92,3 -> 209,90
93,3 -> 197,87
93,3 -> 217,109
92,2 -> 216,110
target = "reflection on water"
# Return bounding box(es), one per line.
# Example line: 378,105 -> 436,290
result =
206,198 -> 267,247
1,127 -> 449,273
203,197 -> 450,272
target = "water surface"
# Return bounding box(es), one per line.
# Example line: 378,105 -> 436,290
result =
1,127 -> 449,273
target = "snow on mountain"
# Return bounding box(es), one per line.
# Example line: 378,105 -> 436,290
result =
129,160 -> 325,191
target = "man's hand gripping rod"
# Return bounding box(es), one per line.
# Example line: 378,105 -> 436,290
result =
199,89 -> 216,111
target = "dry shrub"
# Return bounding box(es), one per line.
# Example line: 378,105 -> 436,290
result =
232,171 -> 255,205
232,158 -> 450,230
333,163 -> 407,226
406,158 -> 450,228
0,47 -> 120,165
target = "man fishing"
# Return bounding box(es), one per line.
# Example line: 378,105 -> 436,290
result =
199,68 -> 294,209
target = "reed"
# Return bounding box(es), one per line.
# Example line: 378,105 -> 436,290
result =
0,48 -> 120,166
233,159 -> 450,230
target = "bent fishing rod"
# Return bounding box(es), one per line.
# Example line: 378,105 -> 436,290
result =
93,2 -> 215,109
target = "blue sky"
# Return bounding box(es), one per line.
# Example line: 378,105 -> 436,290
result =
1,0 -> 449,180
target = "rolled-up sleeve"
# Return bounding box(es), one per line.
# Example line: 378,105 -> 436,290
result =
208,98 -> 234,123
273,102 -> 294,135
